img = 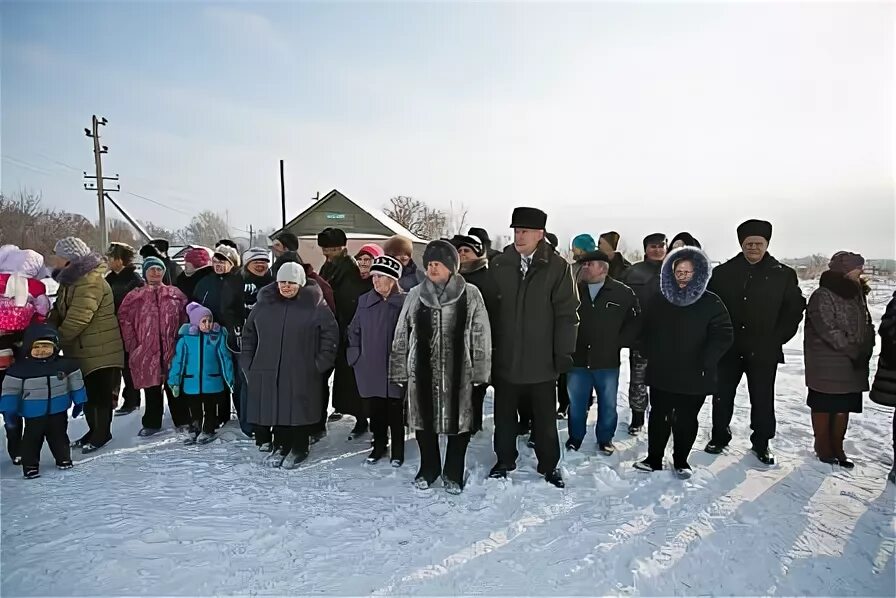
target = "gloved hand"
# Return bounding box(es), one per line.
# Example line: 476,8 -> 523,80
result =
170,385 -> 180,398
554,354 -> 574,376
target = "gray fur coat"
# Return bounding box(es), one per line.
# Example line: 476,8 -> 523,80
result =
389,275 -> 492,435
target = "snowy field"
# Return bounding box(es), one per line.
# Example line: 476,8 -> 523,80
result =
2,282 -> 895,596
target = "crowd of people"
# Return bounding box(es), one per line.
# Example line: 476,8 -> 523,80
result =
0,208 -> 894,490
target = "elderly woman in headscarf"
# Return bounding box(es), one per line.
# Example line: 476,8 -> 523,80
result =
804,251 -> 875,469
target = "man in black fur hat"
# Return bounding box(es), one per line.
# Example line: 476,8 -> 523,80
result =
488,207 -> 578,488
705,219 -> 806,465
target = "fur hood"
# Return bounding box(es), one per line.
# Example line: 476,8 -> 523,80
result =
55,253 -> 105,286
459,257 -> 489,275
660,246 -> 712,307
255,278 -> 324,308
819,270 -> 869,299
418,274 -> 466,309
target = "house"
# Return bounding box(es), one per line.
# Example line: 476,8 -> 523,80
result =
271,189 -> 428,270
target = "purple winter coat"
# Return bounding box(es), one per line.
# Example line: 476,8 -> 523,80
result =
346,289 -> 405,399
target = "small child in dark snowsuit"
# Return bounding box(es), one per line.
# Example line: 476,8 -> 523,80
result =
0,323 -> 87,478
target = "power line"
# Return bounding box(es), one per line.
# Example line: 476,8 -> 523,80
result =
122,190 -> 193,216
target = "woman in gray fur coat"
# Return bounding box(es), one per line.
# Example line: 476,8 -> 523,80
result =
390,241 -> 492,494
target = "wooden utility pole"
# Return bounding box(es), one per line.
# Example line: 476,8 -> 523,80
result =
83,115 -> 120,250
280,159 -> 286,227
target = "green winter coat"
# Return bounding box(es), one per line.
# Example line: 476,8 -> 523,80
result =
50,253 -> 124,376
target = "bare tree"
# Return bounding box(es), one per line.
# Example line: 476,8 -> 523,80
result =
106,218 -> 137,247
442,200 -> 469,237
0,189 -> 96,256
383,196 -> 447,240
141,221 -> 182,244
179,211 -> 231,248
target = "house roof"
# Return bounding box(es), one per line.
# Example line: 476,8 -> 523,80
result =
273,189 -> 427,244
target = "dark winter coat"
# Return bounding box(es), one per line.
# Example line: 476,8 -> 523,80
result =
347,289 -> 405,399
320,252 -> 369,330
804,272 -> 875,394
607,253 -> 632,281
491,241 -> 579,384
118,284 -> 188,389
398,259 -> 425,292
50,253 -> 124,376
0,324 -> 87,419
161,256 -> 183,287
708,252 -> 806,364
642,247 -> 734,396
193,269 -> 244,352
871,291 -> 896,406
240,282 -> 339,427
106,266 -> 144,313
390,276 -> 491,434
175,266 -> 213,303
242,269 -> 274,320
573,277 -> 640,370
459,257 -> 500,339
618,259 -> 663,315
167,324 -> 234,396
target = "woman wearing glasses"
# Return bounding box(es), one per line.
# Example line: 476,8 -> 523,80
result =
633,246 -> 734,478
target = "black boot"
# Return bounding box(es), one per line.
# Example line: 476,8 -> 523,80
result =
628,410 -> 645,435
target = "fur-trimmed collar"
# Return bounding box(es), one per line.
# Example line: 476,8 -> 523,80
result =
55,253 -> 104,285
820,270 -> 868,299
660,246 -> 712,307
460,257 -> 489,275
418,274 -> 466,309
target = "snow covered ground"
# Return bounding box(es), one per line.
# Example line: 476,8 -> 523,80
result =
2,282 -> 894,596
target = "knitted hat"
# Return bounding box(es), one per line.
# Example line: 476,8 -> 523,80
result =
276,261 -> 306,286
186,302 -> 213,328
642,233 -> 667,250
510,207 -> 547,230
213,245 -> 240,267
599,231 -> 621,251
139,243 -> 164,260
669,232 -> 702,249
572,234 -> 596,252
828,251 -> 865,274
355,243 -> 384,260
383,235 -> 414,257
449,234 -> 484,257
184,247 -> 211,269
141,256 -> 166,278
54,237 -> 91,261
575,250 -> 610,264
423,240 -> 459,274
149,238 -> 170,255
736,219 -> 772,245
317,228 -> 347,249
242,247 -> 270,265
467,227 -> 492,246
274,232 -> 300,252
106,242 -> 136,263
370,256 -> 403,281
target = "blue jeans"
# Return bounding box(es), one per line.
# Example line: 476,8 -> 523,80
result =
566,367 -> 620,444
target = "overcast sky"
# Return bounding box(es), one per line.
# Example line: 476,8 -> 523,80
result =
2,1 -> 893,258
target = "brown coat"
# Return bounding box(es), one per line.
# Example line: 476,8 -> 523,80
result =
804,271 -> 875,394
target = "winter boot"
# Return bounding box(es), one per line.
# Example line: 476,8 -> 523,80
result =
628,410 -> 645,435
310,430 -> 327,445
281,450 -> 309,470
264,451 -> 287,468
137,427 -> 162,438
327,412 -> 343,422
114,406 -> 137,416
565,438 -> 582,452
830,413 -> 854,468
391,459 -> 404,468
752,446 -> 776,466
811,412 -> 836,463
674,464 -> 693,479
197,432 -> 217,445
366,446 -> 387,464
599,442 -> 616,456
488,462 -> 516,479
633,459 -> 662,472
257,442 -> 273,453
545,469 -> 565,488
81,441 -> 108,454
526,435 -> 536,449
23,467 -> 40,479
704,439 -> 728,455
444,479 -> 464,495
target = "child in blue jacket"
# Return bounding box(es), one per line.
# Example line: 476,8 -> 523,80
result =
0,323 -> 87,478
168,303 -> 234,445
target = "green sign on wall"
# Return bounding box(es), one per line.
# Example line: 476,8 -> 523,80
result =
325,213 -> 346,220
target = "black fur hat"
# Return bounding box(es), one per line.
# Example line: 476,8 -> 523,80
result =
317,227 -> 347,248
423,240 -> 459,274
274,232 -> 300,252
736,220 -> 772,245
510,207 -> 547,230
139,243 -> 163,260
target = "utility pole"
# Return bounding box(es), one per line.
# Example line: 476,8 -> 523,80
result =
280,159 -> 286,228
83,115 -> 120,250
249,224 -> 254,247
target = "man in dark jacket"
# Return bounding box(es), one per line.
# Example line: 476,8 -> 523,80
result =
598,231 -> 632,280
451,233 -> 500,433
468,227 -> 501,262
488,207 -> 579,488
139,239 -> 183,286
567,250 -> 639,454
105,242 -> 144,415
318,227 -> 371,437
705,219 -> 806,465
618,233 -> 667,434
241,248 -> 273,320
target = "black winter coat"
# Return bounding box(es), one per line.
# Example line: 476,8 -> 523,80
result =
106,266 -> 144,313
320,252 -> 369,331
642,247 -> 734,395
607,253 -> 632,281
708,253 -> 805,364
870,291 -> 896,406
619,259 -> 663,314
491,241 -> 579,384
573,277 -> 640,370
175,267 -> 213,304
459,257 -> 500,338
161,257 -> 183,287
242,269 -> 274,320
193,270 -> 245,351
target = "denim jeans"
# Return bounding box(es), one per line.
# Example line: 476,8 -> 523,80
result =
566,367 -> 620,444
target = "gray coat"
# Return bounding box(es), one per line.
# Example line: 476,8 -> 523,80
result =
240,281 -> 339,427
804,271 -> 875,394
389,275 -> 492,435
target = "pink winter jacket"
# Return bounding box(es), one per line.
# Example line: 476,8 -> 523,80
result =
118,284 -> 188,389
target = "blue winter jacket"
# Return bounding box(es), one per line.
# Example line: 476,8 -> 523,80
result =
0,324 -> 87,419
167,324 -> 234,395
